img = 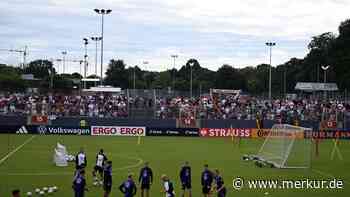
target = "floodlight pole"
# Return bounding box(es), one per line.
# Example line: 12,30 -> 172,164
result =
94,9 -> 112,86
133,66 -> 136,90
143,61 -> 149,88
61,51 -> 67,74
83,38 -> 89,89
266,42 -> 276,101
91,37 -> 102,77
189,62 -> 194,98
321,65 -> 330,101
171,54 -> 178,92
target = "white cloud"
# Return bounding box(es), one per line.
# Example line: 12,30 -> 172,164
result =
0,0 -> 349,73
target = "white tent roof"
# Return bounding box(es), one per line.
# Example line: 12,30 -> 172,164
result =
82,86 -> 121,93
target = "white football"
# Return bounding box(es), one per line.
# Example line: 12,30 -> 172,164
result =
27,192 -> 32,196
53,186 -> 58,191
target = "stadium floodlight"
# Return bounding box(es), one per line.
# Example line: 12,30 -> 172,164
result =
171,55 -> 178,92
91,37 -> 102,78
265,42 -> 276,101
83,38 -> 89,89
61,51 -> 67,74
189,61 -> 195,99
257,124 -> 312,169
94,8 -> 112,85
321,65 -> 330,100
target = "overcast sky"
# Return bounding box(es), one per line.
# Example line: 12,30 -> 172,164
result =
0,0 -> 349,75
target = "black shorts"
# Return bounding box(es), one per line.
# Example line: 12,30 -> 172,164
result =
94,165 -> 103,174
104,183 -> 112,193
74,190 -> 85,197
182,182 -> 192,190
217,188 -> 226,197
202,185 -> 211,194
141,183 -> 150,190
76,164 -> 86,170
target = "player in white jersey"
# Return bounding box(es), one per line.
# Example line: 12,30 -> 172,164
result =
75,148 -> 87,170
93,149 -> 108,186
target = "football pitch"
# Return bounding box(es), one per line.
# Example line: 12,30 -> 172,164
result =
0,135 -> 349,197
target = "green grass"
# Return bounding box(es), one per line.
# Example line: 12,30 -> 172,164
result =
0,135 -> 349,197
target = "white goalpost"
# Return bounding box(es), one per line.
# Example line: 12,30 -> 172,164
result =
257,124 -> 312,169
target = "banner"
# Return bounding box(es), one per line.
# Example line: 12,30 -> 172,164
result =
146,128 -> 199,137
200,128 -> 251,138
91,126 -> 146,136
304,130 -> 350,139
30,115 -> 49,125
34,126 -> 90,135
251,129 -> 304,139
0,125 -> 23,134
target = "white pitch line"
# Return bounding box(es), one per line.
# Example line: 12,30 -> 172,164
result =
312,169 -> 350,185
0,135 -> 36,165
1,155 -> 144,176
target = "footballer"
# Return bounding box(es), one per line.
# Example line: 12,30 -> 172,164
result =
75,148 -> 87,170
201,164 -> 214,197
138,162 -> 153,197
180,161 -> 192,197
214,169 -> 226,197
93,149 -> 108,186
103,161 -> 113,197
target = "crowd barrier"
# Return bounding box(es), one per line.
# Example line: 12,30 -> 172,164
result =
0,115 -> 320,130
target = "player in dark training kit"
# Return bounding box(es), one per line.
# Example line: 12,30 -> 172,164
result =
119,174 -> 137,197
72,169 -> 87,197
180,161 -> 192,197
103,161 -> 113,197
93,149 -> 108,186
201,164 -> 214,197
214,169 -> 226,197
75,148 -> 87,170
138,162 -> 153,197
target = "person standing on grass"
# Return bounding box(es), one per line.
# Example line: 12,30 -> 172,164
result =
139,162 -> 153,197
214,169 -> 226,197
75,148 -> 87,170
201,164 -> 214,197
72,169 -> 87,197
119,174 -> 137,197
103,161 -> 113,197
180,161 -> 192,197
93,149 -> 108,186
161,174 -> 175,197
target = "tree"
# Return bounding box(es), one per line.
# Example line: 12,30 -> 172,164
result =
215,65 -> 246,90
339,19 -> 350,38
24,60 -> 55,79
104,59 -> 129,88
0,64 -> 26,91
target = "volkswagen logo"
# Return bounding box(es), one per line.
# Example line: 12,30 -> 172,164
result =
37,126 -> 47,134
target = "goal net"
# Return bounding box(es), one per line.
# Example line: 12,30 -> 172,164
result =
257,124 -> 312,169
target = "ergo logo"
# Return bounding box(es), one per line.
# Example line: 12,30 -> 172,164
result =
92,126 -> 145,136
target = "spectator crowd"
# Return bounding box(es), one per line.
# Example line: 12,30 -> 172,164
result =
1,93 -> 349,124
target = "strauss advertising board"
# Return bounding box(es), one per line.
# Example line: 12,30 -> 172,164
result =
199,128 -> 251,138
91,126 -> 146,136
